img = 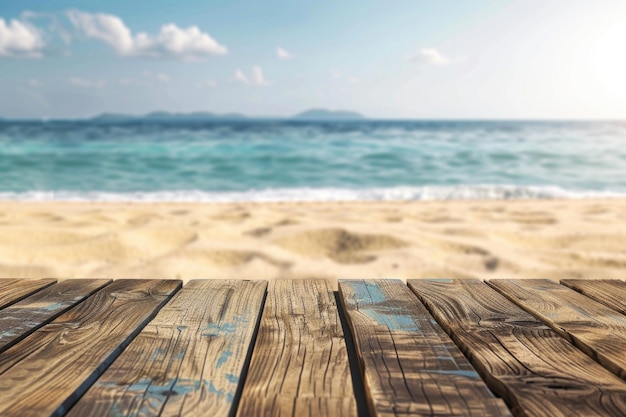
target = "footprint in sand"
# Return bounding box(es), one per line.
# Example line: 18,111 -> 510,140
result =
508,210 -> 557,225
214,211 -> 251,222
385,216 -> 403,223
184,248 -> 291,269
275,218 -> 299,226
245,227 -> 272,238
127,213 -> 162,226
273,228 -> 407,264
484,256 -> 500,271
421,236 -> 491,256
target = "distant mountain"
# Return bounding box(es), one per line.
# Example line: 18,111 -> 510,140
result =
91,111 -> 248,122
89,109 -> 365,122
91,113 -> 135,122
291,109 -> 365,120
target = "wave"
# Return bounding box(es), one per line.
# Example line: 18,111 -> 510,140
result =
0,185 -> 624,202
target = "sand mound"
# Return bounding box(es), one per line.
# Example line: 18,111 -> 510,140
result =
185,249 -> 279,267
0,263 -> 55,279
0,228 -> 93,246
274,228 -> 407,264
1,199 -> 626,283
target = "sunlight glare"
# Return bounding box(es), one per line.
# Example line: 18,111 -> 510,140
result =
594,22 -> 626,97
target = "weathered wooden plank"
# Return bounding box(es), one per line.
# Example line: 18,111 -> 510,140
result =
340,279 -> 510,417
68,279 -> 267,417
409,278 -> 626,417
0,278 -> 56,309
0,279 -> 181,417
0,279 -> 111,354
561,279 -> 626,316
237,279 -> 356,417
489,279 -> 626,380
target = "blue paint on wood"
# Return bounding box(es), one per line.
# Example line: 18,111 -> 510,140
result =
225,373 -> 239,384
205,380 -> 234,403
150,347 -> 165,361
363,281 -> 388,303
217,350 -> 232,369
202,322 -> 237,337
428,369 -> 481,379
0,329 -> 18,338
42,302 -> 67,311
100,377 -> 234,403
125,377 -> 155,393
108,378 -> 216,416
361,308 -> 418,331
349,281 -> 419,331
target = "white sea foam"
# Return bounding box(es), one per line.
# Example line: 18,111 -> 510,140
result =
0,185 -> 623,202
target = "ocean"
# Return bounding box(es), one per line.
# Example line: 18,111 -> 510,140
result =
0,120 -> 625,202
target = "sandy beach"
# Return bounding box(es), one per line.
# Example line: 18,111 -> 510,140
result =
0,199 -> 624,288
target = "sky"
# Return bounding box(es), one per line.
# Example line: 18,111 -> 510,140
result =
0,0 -> 625,119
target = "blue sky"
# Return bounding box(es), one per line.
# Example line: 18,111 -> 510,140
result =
1,0 -> 625,119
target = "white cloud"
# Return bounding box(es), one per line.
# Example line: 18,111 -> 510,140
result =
235,69 -> 249,84
0,18 -> 44,58
235,66 -> 268,86
143,70 -> 169,82
69,77 -> 106,89
407,48 -> 450,66
22,10 -> 72,45
66,10 -> 227,60
28,78 -> 43,87
276,46 -> 291,60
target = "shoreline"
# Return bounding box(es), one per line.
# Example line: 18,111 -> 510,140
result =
1,186 -> 624,203
1,199 -> 624,288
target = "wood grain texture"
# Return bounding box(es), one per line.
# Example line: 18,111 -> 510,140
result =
237,279 -> 356,417
0,279 -> 111,354
561,279 -> 626,316
68,279 -> 267,417
0,278 -> 56,309
409,278 -> 626,417
0,279 -> 181,417
489,279 -> 626,380
340,279 -> 510,417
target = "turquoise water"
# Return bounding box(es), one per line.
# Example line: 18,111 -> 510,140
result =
0,120 -> 625,201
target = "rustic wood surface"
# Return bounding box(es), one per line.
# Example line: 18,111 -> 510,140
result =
561,279 -> 626,316
489,279 -> 626,380
0,278 -> 56,309
0,279 -> 111,354
68,279 -> 267,417
409,278 -> 626,417
339,279 -> 510,417
237,279 -> 356,417
0,279 -> 181,417
1,278 -> 626,417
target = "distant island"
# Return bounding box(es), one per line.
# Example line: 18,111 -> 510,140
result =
291,109 -> 365,120
91,111 -> 248,122
89,108 -> 365,122
0,109 -> 366,122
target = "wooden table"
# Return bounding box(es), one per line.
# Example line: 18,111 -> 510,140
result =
0,278 -> 625,417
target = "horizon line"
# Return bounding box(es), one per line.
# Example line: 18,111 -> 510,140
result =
1,113 -> 625,123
